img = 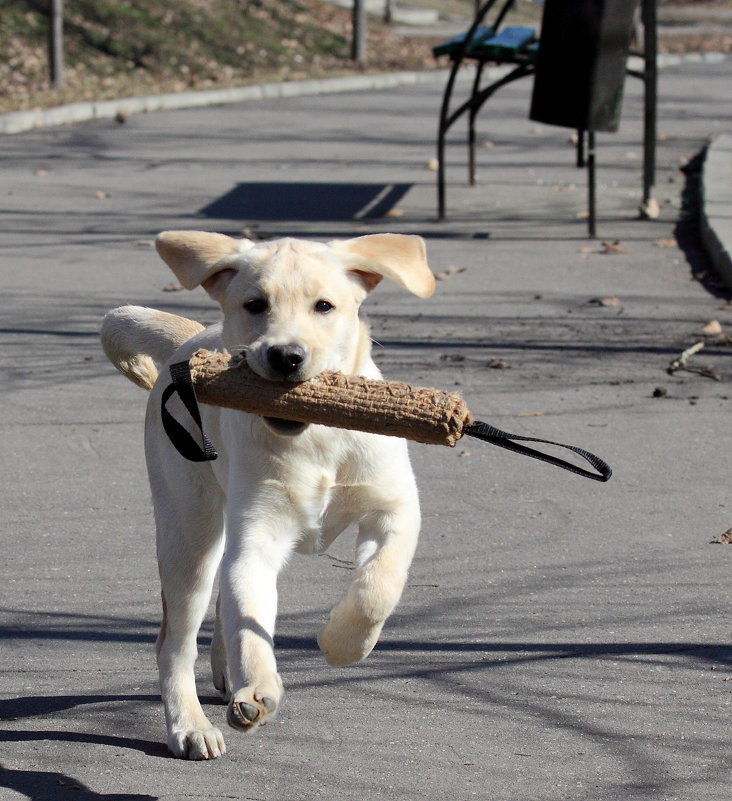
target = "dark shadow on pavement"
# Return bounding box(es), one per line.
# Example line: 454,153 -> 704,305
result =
275,635 -> 731,668
0,729 -> 168,761
0,693 -> 159,721
199,181 -> 412,222
0,762 -> 159,799
674,148 -> 732,300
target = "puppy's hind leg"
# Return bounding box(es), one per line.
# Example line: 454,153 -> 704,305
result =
210,594 -> 229,700
151,467 -> 226,760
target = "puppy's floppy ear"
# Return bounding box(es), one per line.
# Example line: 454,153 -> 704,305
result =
329,233 -> 435,298
155,231 -> 253,296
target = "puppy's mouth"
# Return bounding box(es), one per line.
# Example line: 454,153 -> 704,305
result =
243,349 -> 313,435
245,349 -> 313,385
262,416 -> 309,436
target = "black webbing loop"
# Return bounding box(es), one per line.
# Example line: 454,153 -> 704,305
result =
463,420 -> 612,482
160,360 -> 218,462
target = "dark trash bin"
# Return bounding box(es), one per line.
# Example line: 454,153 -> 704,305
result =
529,0 -> 639,133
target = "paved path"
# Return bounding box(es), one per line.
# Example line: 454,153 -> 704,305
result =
1,61 -> 730,801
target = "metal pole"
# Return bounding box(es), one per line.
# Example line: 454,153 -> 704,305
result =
352,0 -> 366,64
576,130 -> 585,168
49,0 -> 65,90
641,0 -> 657,205
587,130 -> 596,239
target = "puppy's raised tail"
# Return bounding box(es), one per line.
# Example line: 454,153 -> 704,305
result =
101,305 -> 204,390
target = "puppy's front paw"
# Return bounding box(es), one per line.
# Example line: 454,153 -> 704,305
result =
168,725 -> 226,760
317,608 -> 383,666
227,676 -> 283,732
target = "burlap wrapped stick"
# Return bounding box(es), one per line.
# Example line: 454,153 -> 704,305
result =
187,349 -> 473,447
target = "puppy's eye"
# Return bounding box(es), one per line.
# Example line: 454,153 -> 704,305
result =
314,300 -> 334,314
244,298 -> 268,315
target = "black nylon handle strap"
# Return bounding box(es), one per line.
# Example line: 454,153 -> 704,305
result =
464,420 -> 612,482
160,360 -> 218,462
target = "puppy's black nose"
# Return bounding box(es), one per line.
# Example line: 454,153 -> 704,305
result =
267,344 -> 306,377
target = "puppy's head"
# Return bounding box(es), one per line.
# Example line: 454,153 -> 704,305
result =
155,231 -> 434,433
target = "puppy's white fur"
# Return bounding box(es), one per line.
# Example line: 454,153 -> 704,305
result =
101,231 -> 435,760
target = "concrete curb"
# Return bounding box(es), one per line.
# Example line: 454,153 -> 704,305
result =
2,52 -> 728,137
325,0 -> 439,26
0,70 -> 447,135
652,50 -> 729,68
701,132 -> 732,292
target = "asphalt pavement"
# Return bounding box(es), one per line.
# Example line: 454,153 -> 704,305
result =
1,60 -> 731,801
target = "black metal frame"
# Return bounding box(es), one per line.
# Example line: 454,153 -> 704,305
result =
436,0 -> 657,237
628,0 -> 658,213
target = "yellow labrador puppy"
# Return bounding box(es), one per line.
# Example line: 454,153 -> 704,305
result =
101,231 -> 435,760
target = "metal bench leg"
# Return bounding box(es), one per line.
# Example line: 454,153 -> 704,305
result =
437,124 -> 447,220
576,129 -> 585,168
587,129 -> 596,239
436,68 -> 458,220
641,0 -> 657,208
434,0 -> 505,220
468,62 -> 485,186
437,53 -> 467,220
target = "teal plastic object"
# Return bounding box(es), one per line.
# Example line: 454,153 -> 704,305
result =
432,25 -> 496,58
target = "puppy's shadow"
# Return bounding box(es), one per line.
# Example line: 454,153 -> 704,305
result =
0,693 -> 169,759
0,763 -> 158,800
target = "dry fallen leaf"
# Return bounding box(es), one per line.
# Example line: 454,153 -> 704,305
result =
601,241 -> 631,254
553,184 -> 575,192
654,237 -> 678,248
702,320 -> 723,335
162,282 -> 184,292
94,191 -> 109,199
710,528 -> 732,544
425,158 -> 439,171
34,169 -> 48,176
639,197 -> 660,219
384,208 -> 404,218
435,265 -> 466,281
576,210 -> 590,219
589,296 -> 622,307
